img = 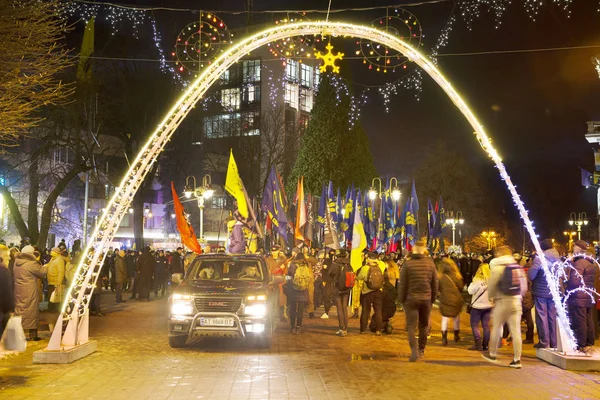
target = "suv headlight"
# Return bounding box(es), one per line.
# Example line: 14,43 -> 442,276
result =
244,303 -> 267,317
171,294 -> 193,315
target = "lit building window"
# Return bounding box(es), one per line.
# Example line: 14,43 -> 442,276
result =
284,82 -> 299,109
243,60 -> 261,83
300,64 -> 312,88
299,88 -> 313,112
242,111 -> 260,136
221,88 -> 241,110
286,59 -> 298,82
314,68 -> 321,89
242,84 -> 260,105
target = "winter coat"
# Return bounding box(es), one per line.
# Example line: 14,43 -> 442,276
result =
398,254 -> 439,304
228,222 -> 246,254
286,261 -> 311,303
522,280 -> 534,310
169,253 -> 183,275
65,257 -> 77,287
46,252 -> 65,286
565,253 -> 597,308
385,260 -> 400,287
328,256 -> 352,295
438,261 -> 464,317
136,251 -> 155,300
0,261 -> 15,313
13,253 -> 47,329
488,255 -> 526,302
382,280 -> 397,320
155,256 -> 168,281
358,259 -> 386,295
528,249 -> 561,299
115,254 -> 128,284
467,280 -> 493,310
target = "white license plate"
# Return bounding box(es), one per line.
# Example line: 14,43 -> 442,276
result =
199,317 -> 234,327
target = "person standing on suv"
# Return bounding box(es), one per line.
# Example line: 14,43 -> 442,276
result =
266,245 -> 288,321
398,241 -> 438,362
287,253 -> 311,334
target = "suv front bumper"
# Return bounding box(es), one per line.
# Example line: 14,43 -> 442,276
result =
168,312 -> 270,339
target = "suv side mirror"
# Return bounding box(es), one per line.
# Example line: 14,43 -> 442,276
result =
172,273 -> 183,285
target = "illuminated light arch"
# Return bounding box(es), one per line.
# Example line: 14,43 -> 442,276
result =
49,21 -> 576,352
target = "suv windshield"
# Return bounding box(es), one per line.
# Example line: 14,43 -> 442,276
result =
187,258 -> 265,282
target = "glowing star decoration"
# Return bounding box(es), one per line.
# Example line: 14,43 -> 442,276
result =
49,20 -> 579,355
315,43 -> 344,73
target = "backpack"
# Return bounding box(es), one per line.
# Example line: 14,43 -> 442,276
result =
336,262 -> 356,292
366,263 -> 384,291
499,263 -> 524,296
292,262 -> 311,291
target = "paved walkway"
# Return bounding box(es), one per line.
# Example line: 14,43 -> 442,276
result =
1,292 -> 600,400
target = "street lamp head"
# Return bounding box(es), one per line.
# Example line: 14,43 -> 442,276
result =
584,220 -> 589,225
458,218 -> 465,224
171,213 -> 176,219
203,188 -> 215,199
368,188 -> 377,201
446,218 -> 454,225
184,186 -> 193,199
568,220 -> 574,226
129,208 -> 133,214
391,188 -> 401,202
144,206 -> 150,215
147,212 -> 153,218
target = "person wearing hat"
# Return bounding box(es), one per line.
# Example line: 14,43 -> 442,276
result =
565,240 -> 597,351
46,247 -> 66,313
13,245 -> 47,340
528,239 -> 560,349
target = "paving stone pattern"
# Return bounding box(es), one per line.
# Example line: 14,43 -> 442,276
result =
1,292 -> 600,399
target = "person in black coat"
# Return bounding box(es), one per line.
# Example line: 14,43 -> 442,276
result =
154,250 -> 168,297
170,248 -> 184,275
136,247 -> 155,302
566,240 -> 597,350
0,245 -> 15,338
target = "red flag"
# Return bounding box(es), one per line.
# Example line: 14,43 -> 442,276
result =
171,182 -> 202,254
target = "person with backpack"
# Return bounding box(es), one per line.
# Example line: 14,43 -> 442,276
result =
467,263 -> 493,351
358,252 -> 385,335
286,253 -> 312,334
398,241 -> 438,362
437,256 -> 464,345
328,249 -> 355,337
482,246 -> 527,369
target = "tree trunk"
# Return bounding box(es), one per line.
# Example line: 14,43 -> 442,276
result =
37,165 -> 84,248
133,193 -> 145,251
0,186 -> 30,240
27,158 -> 40,244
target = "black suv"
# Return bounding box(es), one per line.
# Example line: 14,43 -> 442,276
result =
168,254 -> 281,348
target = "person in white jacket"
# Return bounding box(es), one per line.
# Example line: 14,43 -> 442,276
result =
482,246 -> 527,369
467,263 -> 494,351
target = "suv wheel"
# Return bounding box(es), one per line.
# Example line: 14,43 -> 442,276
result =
169,335 -> 187,348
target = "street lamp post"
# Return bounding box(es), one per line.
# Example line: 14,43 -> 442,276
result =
568,212 -> 588,240
184,174 -> 214,241
563,230 -> 577,252
445,211 -> 464,247
482,230 -> 496,251
368,177 -> 401,202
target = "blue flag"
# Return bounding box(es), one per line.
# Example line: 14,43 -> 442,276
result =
261,166 -> 288,240
581,168 -> 593,187
384,193 -> 395,247
405,196 -> 417,246
336,187 -> 342,227
411,180 -> 419,214
363,191 -> 374,245
342,184 -> 355,241
317,184 -> 327,226
439,196 -> 446,230
327,181 -> 338,228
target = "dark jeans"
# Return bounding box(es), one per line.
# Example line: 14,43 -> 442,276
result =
47,284 -> 57,312
314,280 -> 332,313
405,299 -> 432,352
335,292 -> 350,330
360,290 -> 382,333
534,296 -> 557,347
289,301 -> 305,329
523,308 -> 534,340
569,304 -> 596,348
90,292 -> 101,314
470,307 -> 491,346
154,276 -> 166,296
116,283 -> 123,302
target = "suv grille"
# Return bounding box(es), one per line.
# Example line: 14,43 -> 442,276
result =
194,297 -> 242,313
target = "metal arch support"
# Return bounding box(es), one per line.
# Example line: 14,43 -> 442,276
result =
47,21 -> 576,353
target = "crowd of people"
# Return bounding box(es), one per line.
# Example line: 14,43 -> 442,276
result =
1,235 -> 599,370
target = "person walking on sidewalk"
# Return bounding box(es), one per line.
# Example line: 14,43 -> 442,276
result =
482,246 -> 527,369
115,250 -> 128,303
287,253 -> 311,334
438,256 -> 464,345
358,252 -> 385,335
329,249 -> 354,337
528,239 -> 560,349
13,246 -> 47,341
398,241 -> 438,362
467,263 -> 493,351
0,244 -> 15,338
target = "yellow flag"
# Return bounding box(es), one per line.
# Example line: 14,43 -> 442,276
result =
225,150 -> 249,219
350,198 -> 367,272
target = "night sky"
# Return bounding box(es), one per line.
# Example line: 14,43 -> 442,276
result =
98,0 -> 600,239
